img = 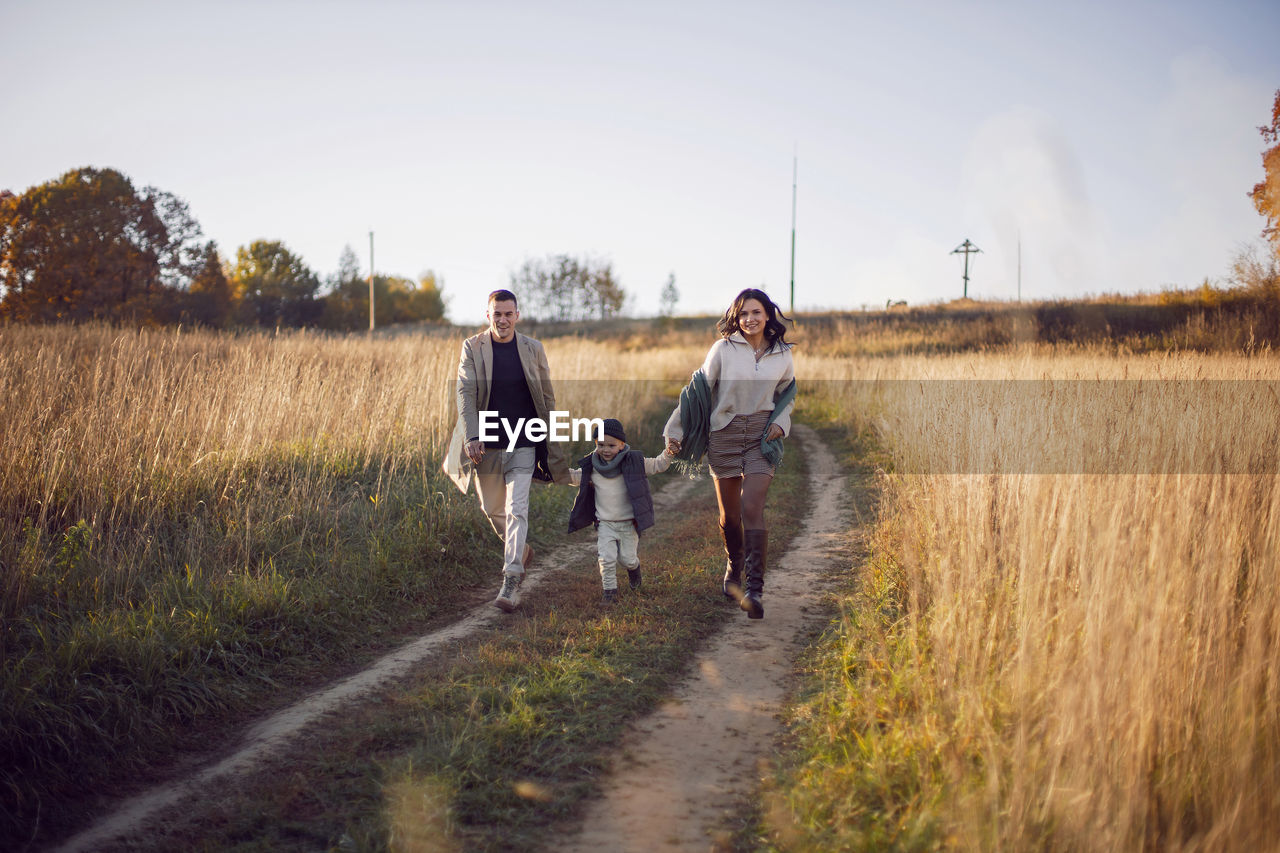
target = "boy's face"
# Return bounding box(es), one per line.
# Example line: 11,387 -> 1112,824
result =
594,435 -> 625,461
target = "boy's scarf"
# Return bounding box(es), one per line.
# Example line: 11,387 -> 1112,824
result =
591,445 -> 629,478
671,371 -> 797,475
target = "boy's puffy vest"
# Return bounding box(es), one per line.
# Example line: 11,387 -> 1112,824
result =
567,450 -> 655,534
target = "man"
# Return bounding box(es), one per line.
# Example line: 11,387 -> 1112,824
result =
443,289 -> 570,611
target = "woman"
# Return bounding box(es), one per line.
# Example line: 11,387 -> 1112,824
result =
664,288 -> 796,619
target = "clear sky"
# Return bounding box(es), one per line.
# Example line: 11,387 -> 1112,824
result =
3,0 -> 1278,324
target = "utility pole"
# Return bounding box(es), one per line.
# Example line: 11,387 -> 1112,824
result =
1017,233 -> 1022,302
788,151 -> 797,316
368,231 -> 375,333
950,238 -> 982,299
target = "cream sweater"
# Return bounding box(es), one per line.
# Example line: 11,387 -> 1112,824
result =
663,333 -> 795,441
569,450 -> 673,521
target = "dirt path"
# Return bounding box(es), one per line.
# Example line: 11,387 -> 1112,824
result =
55,425 -> 846,852
54,476 -> 701,853
558,424 -> 847,851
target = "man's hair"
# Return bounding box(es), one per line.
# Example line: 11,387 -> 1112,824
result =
488,289 -> 518,309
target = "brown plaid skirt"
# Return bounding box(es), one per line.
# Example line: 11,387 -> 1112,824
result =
707,410 -> 775,479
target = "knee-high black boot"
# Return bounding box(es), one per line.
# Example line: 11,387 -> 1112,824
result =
719,521 -> 744,600
741,529 -> 767,619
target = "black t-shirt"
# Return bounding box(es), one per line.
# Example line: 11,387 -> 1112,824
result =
485,336 -> 539,449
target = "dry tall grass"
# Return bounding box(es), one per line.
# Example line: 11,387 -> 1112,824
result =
2,325 -> 454,615
0,322 -> 704,841
786,348 -> 1280,849
0,325 -> 698,614
23,318 -> 1280,846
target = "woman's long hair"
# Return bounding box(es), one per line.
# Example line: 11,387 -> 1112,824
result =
716,288 -> 792,352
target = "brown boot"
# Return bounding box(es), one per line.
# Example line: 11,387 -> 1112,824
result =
719,521 -> 744,600
741,529 -> 767,619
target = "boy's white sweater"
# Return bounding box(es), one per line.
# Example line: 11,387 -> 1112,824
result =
569,450 -> 672,522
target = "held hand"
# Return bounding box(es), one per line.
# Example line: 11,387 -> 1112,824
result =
765,424 -> 784,441
666,437 -> 682,455
465,439 -> 485,464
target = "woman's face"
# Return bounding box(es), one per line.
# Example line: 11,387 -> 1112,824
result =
738,298 -> 767,337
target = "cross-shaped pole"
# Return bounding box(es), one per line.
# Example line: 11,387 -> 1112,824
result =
950,239 -> 982,299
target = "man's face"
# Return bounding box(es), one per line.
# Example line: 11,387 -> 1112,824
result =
487,299 -> 519,342
594,435 -> 625,461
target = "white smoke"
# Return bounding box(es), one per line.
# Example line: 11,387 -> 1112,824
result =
962,109 -> 1103,299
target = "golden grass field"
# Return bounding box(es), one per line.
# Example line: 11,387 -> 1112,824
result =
0,325 -> 700,610
786,345 -> 1280,850
4,318 -> 1280,849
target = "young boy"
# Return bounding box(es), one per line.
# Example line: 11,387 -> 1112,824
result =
567,418 -> 674,603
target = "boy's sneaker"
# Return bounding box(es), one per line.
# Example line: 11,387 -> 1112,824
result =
626,566 -> 642,590
494,574 -> 522,612
602,588 -> 619,604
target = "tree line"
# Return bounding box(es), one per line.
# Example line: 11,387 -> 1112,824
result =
0,167 -> 446,329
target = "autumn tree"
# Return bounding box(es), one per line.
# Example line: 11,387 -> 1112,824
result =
585,263 -> 627,320
230,240 -> 321,328
1250,89 -> 1280,259
319,245 -> 367,330
398,271 -> 447,324
0,167 -> 205,323
183,242 -> 233,327
319,246 -> 447,330
510,254 -> 626,321
346,273 -> 447,328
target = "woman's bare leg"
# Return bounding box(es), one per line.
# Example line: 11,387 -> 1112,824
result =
740,473 -> 772,530
714,475 -> 744,530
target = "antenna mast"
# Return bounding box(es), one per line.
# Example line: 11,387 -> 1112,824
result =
789,150 -> 797,316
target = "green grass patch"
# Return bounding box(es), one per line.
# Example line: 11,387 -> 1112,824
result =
1,453 -> 589,850
756,415 -> 966,851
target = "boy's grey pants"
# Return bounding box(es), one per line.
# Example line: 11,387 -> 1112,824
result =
596,519 -> 639,591
474,447 -> 535,577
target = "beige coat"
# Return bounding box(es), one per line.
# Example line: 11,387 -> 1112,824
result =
442,330 -> 571,493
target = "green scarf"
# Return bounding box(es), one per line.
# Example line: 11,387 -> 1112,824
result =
761,378 -> 797,468
670,369 -> 713,476
671,372 -> 797,474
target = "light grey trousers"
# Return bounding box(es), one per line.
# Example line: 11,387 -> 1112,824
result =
474,446 -> 535,577
596,519 -> 640,591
